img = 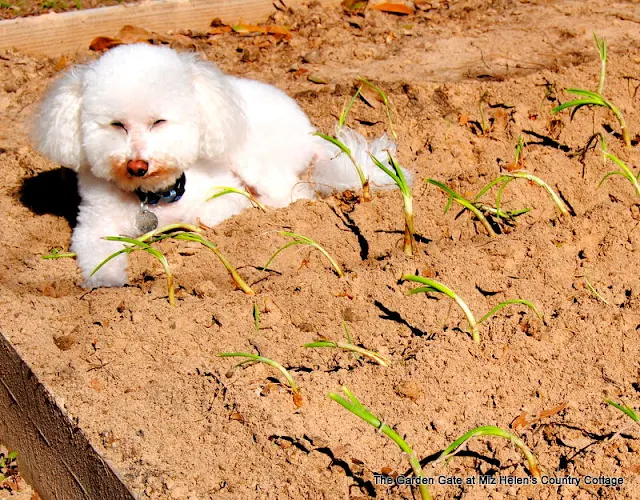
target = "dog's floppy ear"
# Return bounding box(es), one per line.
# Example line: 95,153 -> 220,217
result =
186,56 -> 246,158
31,66 -> 87,171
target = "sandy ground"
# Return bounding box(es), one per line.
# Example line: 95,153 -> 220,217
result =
1,0 -> 640,498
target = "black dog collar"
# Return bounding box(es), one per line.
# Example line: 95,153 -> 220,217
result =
135,173 -> 186,205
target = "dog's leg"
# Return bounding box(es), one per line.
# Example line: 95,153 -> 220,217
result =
71,176 -> 138,288
71,206 -> 135,288
227,78 -> 318,208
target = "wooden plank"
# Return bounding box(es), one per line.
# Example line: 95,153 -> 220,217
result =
0,0 -> 337,57
0,332 -> 135,500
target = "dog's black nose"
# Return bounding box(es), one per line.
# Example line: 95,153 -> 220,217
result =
127,160 -> 149,177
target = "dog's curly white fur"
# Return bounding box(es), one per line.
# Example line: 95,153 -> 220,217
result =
33,44 -> 405,288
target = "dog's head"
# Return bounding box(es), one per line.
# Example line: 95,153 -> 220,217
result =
32,44 -> 245,192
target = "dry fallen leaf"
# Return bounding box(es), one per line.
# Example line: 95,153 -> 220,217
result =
371,2 -> 415,15
89,36 -> 122,51
208,26 -> 233,35
342,0 -> 369,12
117,25 -> 154,44
359,84 -> 383,109
512,402 -> 567,431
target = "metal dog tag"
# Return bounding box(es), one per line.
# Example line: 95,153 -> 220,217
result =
135,203 -> 158,234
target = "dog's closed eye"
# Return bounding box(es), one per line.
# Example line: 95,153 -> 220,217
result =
110,121 -> 127,132
151,119 -> 166,129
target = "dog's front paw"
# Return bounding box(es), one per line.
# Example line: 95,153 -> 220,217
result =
74,243 -> 129,289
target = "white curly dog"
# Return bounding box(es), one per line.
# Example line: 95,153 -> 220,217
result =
32,43 -> 400,288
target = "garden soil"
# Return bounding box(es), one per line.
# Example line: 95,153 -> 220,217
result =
1,0 -> 640,498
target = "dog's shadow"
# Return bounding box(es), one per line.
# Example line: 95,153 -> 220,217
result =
19,167 -> 80,227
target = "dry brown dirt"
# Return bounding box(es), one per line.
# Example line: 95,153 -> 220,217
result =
1,1 -> 640,498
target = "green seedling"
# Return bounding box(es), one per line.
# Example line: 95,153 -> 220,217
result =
206,186 -> 267,212
436,425 -> 541,478
219,352 -> 302,406
170,231 -> 255,295
315,131 -> 372,202
329,386 -> 431,500
401,274 -> 543,344
584,277 -> 610,305
358,77 -> 397,140
0,450 -> 18,484
426,178 -> 497,237
337,86 -> 362,133
512,135 -> 525,169
264,231 -> 344,277
337,78 -> 397,140
553,34 -> 631,147
598,137 -> 640,197
253,302 -> 261,331
324,78 -> 396,201
475,170 -> 569,216
341,320 -> 361,362
42,247 -> 76,259
96,234 -> 177,304
369,151 -> 416,256
92,223 -> 254,305
304,337 -> 390,366
605,399 -> 640,425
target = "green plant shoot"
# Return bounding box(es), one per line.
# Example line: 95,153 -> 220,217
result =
358,77 -> 397,140
304,338 -> 390,366
42,247 -> 76,259
426,178 -> 497,237
329,386 -> 431,500
337,86 -> 362,133
598,137 -> 640,197
95,234 -> 176,305
402,274 -> 543,344
0,450 -> 19,484
475,171 -> 569,216
437,425 -> 541,478
170,231 -> 255,295
264,231 -> 344,277
369,151 -> 416,256
553,34 -> 631,147
219,352 -> 301,405
92,223 -> 254,305
605,399 -> 640,424
402,274 -> 481,343
206,186 -> 267,212
315,132 -> 371,202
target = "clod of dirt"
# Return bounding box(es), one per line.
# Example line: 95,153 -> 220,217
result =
394,380 -> 423,401
241,46 -> 261,63
53,334 -> 77,351
302,49 -> 323,64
